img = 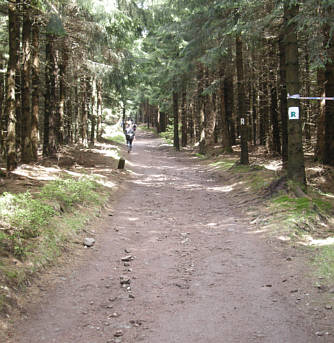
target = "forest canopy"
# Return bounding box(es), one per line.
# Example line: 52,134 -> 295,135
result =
0,0 -> 334,187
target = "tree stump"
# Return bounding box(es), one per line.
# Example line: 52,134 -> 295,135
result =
118,157 -> 125,169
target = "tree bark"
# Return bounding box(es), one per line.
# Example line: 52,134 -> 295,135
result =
74,76 -> 79,143
315,69 -> 326,162
159,111 -> 167,133
80,76 -> 88,146
323,7 -> 334,166
251,82 -> 257,146
268,39 -> 281,155
6,1 -> 18,170
284,2 -> 306,185
224,76 -> 235,145
31,18 -> 39,161
219,65 -> 232,152
58,38 -> 69,146
201,69 -> 217,154
195,64 -> 204,144
236,35 -> 249,165
304,49 -> 311,142
43,34 -> 58,156
173,90 -> 180,151
97,79 -> 103,140
259,62 -> 268,146
279,28 -> 288,168
181,90 -> 187,147
0,58 -> 6,156
90,77 -> 97,146
21,1 -> 33,163
15,0 -> 21,152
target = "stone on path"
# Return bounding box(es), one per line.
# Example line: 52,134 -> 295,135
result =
121,255 -> 134,262
83,237 -> 95,247
120,276 -> 131,285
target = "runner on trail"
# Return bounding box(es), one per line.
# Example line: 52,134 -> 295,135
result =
124,122 -> 135,152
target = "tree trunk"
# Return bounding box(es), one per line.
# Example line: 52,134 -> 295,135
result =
122,104 -> 126,131
188,102 -> 195,143
279,28 -> 288,168
74,76 -> 79,143
146,99 -> 150,129
6,1 -> 18,170
64,68 -> 73,144
268,39 -> 281,155
86,77 -> 92,142
323,7 -> 334,166
270,83 -> 281,155
43,38 -> 51,156
181,90 -> 187,147
31,18 -> 39,161
219,65 -> 232,153
201,70 -> 216,153
236,35 -> 249,165
173,90 -> 180,151
90,77 -> 97,146
259,63 -> 268,146
58,38 -> 69,146
0,58 -> 6,157
195,64 -> 204,144
15,0 -> 21,153
285,2 -> 306,185
315,69 -> 326,162
251,82 -> 257,146
198,66 -> 206,154
21,1 -> 33,163
80,76 -> 88,146
43,34 -> 58,156
304,49 -> 311,142
224,76 -> 235,145
97,79 -> 103,140
159,111 -> 167,133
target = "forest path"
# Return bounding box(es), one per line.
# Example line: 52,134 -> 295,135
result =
8,131 -> 327,343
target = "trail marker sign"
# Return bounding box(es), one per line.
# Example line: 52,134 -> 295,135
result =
288,107 -> 299,120
240,118 -> 245,125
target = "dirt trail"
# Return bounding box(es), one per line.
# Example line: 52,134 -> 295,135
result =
7,131 -> 331,342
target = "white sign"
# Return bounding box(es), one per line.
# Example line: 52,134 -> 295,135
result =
288,107 -> 299,120
240,118 -> 245,125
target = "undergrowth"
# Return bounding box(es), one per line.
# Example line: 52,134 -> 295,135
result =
314,246 -> 334,280
0,175 -> 108,313
210,158 -> 275,191
269,194 -> 332,235
103,120 -> 125,145
159,124 -> 174,145
267,188 -> 334,282
105,133 -> 125,145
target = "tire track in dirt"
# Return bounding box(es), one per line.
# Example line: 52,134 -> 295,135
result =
7,131 -> 330,343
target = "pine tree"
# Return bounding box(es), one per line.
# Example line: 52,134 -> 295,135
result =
284,2 -> 306,185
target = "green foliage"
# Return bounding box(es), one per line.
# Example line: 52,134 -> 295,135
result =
40,177 -> 101,209
159,124 -> 174,144
314,246 -> 334,280
210,160 -> 235,170
272,196 -> 331,216
268,194 -> 333,241
45,14 -> 67,36
105,133 -> 125,145
0,177 -> 103,258
103,120 -> 126,147
0,192 -> 55,237
195,153 -> 207,159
